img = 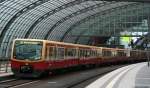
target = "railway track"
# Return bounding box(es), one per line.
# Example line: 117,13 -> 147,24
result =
62,65 -> 123,88
0,78 -> 39,88
0,64 -> 129,88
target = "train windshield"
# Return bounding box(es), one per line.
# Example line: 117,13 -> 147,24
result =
13,41 -> 43,61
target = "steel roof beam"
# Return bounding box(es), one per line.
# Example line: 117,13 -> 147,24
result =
60,3 -> 138,42
44,2 -> 113,39
86,15 -> 147,35
74,29 -> 87,44
86,7 -> 142,30
61,3 -> 149,43
94,0 -> 150,2
25,0 -> 89,38
76,16 -> 149,44
0,0 -> 6,3
0,0 -> 50,47
85,16 -> 149,45
81,16 -> 145,37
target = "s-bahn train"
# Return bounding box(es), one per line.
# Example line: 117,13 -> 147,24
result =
11,39 -> 147,77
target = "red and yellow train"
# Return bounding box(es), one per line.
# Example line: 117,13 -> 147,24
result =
11,39 -> 147,77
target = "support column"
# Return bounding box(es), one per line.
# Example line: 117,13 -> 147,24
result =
147,17 -> 150,34
146,17 -> 150,67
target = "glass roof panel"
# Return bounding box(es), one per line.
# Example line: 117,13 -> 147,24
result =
0,0 -> 148,57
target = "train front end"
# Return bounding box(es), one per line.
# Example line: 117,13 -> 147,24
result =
11,39 -> 47,78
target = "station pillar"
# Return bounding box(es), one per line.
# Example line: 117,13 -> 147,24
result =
146,17 -> 150,67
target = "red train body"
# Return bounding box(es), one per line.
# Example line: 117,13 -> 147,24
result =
11,39 -> 147,77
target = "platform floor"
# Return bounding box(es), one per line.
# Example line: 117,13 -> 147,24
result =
86,62 -> 150,88
0,67 -> 12,77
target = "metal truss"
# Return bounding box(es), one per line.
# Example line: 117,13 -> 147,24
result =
74,29 -> 87,44
93,0 -> 150,2
44,2 -> 113,39
85,14 -> 148,37
60,3 -> 141,42
0,0 -> 107,57
24,0 -> 92,38
0,0 -> 50,46
85,18 -> 150,45
0,0 -> 6,3
82,19 -> 149,45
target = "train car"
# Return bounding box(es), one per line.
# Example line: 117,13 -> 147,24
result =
11,39 -> 45,77
11,39 -> 100,77
11,39 -> 147,77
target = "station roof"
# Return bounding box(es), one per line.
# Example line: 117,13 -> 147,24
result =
0,0 -> 150,57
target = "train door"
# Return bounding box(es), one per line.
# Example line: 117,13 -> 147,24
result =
97,48 -> 102,57
46,46 -> 56,61
56,47 -> 65,60
125,49 -> 130,57
55,46 -> 66,68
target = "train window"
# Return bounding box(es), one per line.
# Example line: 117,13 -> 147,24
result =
84,49 -> 88,58
80,49 -> 91,58
79,49 -> 92,58
125,49 -> 130,57
13,41 -> 43,61
86,49 -> 90,57
112,50 -> 117,56
46,46 -> 50,60
79,49 -> 82,58
95,50 -> 97,57
83,49 -> 87,57
95,49 -> 98,57
79,49 -> 84,58
90,50 -> 96,57
46,46 -> 56,60
66,48 -> 76,59
117,50 -> 126,56
102,49 -> 112,57
90,50 -> 93,57
56,47 -> 65,60
97,49 -> 102,57
91,50 -> 94,57
93,50 -> 96,57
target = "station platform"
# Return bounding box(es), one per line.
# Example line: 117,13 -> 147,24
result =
86,62 -> 150,88
0,66 -> 13,77
0,72 -> 13,77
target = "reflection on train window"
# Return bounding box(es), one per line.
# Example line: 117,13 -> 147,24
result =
14,41 -> 42,61
57,47 -> 65,59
